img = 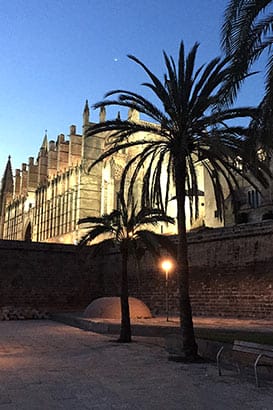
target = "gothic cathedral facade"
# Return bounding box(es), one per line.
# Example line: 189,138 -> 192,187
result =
1,101 -> 205,244
2,101 -> 273,244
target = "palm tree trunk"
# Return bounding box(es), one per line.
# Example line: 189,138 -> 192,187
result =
175,159 -> 198,359
119,246 -> 132,342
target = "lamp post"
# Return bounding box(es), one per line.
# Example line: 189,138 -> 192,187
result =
161,259 -> 172,321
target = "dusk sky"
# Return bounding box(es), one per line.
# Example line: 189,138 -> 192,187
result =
0,0 -> 267,173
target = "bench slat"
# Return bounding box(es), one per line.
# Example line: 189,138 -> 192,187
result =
234,341 -> 273,351
233,340 -> 273,358
233,346 -> 273,357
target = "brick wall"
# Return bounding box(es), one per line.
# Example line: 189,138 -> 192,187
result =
187,222 -> 273,319
103,222 -> 273,319
0,240 -> 103,311
1,221 -> 273,319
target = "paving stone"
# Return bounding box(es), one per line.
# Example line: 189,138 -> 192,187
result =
0,320 -> 272,409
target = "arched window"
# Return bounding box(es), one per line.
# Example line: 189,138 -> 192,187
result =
24,223 -> 32,242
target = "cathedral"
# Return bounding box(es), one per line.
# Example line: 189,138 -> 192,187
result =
0,101 -> 180,244
1,101 -> 273,244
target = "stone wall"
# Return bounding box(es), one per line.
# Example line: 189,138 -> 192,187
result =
0,240 -> 102,311
1,221 -> 273,319
100,222 -> 273,319
188,222 -> 273,319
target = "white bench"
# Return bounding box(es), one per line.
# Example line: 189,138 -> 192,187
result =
217,340 -> 273,387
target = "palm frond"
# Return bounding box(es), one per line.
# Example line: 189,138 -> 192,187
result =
221,0 -> 273,104
78,225 -> 114,246
127,54 -> 172,111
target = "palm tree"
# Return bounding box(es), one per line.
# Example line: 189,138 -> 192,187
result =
78,197 -> 174,343
221,1 -> 273,108
85,41 -> 270,359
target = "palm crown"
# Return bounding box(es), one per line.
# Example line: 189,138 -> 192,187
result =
79,201 -> 175,257
78,198 -> 174,343
88,42 -> 269,222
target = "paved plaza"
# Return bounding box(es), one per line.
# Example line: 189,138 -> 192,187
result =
0,320 -> 272,409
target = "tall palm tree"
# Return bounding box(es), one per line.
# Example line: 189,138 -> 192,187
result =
78,197 -> 174,343
221,1 -> 273,108
85,41 -> 270,359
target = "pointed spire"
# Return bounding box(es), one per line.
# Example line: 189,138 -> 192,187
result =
99,105 -> 106,123
1,156 -> 13,190
0,156 -> 14,199
83,99 -> 90,126
0,156 -> 14,239
41,129 -> 48,151
116,111 -> 121,120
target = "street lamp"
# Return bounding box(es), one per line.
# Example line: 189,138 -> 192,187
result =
161,259 -> 173,321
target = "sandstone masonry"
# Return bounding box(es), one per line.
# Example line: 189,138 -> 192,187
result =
0,221 -> 272,319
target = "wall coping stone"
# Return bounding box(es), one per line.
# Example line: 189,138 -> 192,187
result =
1,220 -> 273,251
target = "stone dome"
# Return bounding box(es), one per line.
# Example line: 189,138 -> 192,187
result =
83,297 -> 152,319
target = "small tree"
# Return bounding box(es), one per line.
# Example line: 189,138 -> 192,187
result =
78,197 -> 174,343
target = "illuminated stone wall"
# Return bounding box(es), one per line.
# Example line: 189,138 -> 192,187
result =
1,221 -> 273,319
102,221 -> 273,319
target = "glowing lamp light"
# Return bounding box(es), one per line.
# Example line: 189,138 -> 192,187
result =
161,260 -> 172,275
161,259 -> 173,321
